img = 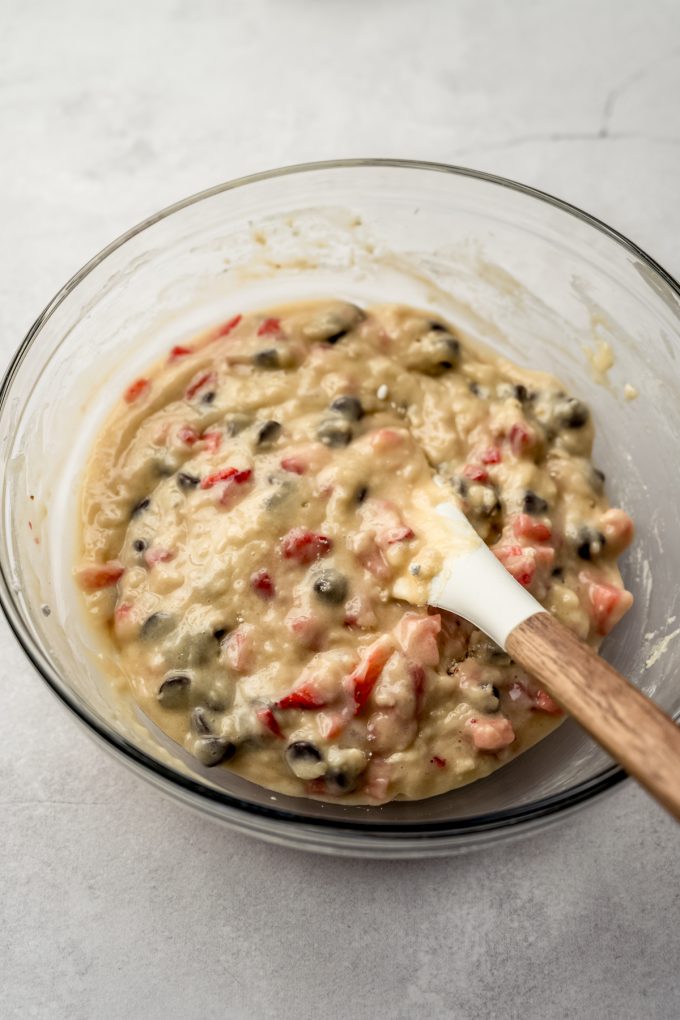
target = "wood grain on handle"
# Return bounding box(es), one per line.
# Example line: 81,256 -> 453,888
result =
506,612 -> 680,822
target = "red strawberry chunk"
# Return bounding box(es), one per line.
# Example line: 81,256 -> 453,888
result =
124,378 -> 150,404
468,715 -> 515,751
201,430 -> 222,453
394,612 -> 441,667
533,690 -> 563,715
200,467 -> 238,489
280,457 -> 306,475
178,425 -> 200,446
77,560 -> 124,591
579,572 -> 634,635
251,569 -> 275,599
257,317 -> 281,336
383,526 -> 415,545
493,544 -> 536,588
462,463 -> 489,483
144,547 -> 174,567
185,370 -> 216,400
349,636 -> 394,714
431,755 -> 447,769
277,683 -> 329,711
508,422 -> 535,456
169,344 -> 192,361
513,513 -> 552,542
481,446 -> 502,465
280,527 -> 332,564
215,314 -> 242,338
257,707 -> 283,738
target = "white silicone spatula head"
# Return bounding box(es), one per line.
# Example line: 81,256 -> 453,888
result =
428,501 -> 542,650
426,501 -> 680,823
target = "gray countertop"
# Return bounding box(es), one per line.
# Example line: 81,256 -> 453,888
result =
1,2 -> 679,1017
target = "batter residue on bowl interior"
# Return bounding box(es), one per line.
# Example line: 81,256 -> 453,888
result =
77,300 -> 634,804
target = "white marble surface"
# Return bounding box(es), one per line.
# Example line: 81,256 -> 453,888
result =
1,2 -> 679,1017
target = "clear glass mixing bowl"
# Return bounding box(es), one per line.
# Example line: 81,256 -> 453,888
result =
2,160 -> 679,857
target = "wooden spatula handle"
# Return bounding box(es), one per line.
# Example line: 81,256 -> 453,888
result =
506,612 -> 680,821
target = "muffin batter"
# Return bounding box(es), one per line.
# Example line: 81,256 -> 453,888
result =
77,300 -> 634,803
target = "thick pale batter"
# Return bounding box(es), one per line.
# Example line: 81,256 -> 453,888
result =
77,300 -> 634,803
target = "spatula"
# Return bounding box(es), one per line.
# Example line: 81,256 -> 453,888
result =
428,501 -> 680,821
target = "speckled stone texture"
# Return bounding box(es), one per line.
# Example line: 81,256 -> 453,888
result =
1,1 -> 679,1017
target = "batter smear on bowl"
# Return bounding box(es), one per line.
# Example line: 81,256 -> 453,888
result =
77,300 -> 634,803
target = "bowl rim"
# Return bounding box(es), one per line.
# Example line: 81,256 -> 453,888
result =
2,156 -> 678,841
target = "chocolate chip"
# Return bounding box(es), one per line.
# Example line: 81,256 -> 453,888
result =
131,497 -> 151,517
317,419 -> 353,447
330,395 -> 364,421
213,627 -> 228,641
201,391 -> 216,405
177,472 -> 200,490
512,384 -> 530,403
256,420 -> 282,447
286,741 -> 321,765
194,736 -> 236,767
575,527 -> 606,561
355,484 -> 369,504
157,674 -> 191,709
408,330 -> 461,376
253,349 -> 280,369
191,706 -> 213,735
558,397 -> 589,429
312,569 -> 348,605
132,538 -> 147,553
522,490 -> 549,515
139,612 -> 175,640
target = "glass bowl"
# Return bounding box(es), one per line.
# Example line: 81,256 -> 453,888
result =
2,160 -> 679,857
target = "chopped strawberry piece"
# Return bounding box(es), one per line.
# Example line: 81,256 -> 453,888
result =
481,446 -> 502,464
114,602 -> 132,619
77,560 -> 124,591
185,370 -> 216,400
493,544 -> 536,588
370,428 -> 404,451
277,683 -> 329,711
251,568 -> 275,599
600,508 -> 634,553
280,456 -> 306,475
257,317 -> 281,336
356,540 -> 390,579
224,623 -> 255,672
215,314 -> 242,338
178,424 -> 200,446
462,463 -> 489,483
409,663 -> 426,709
383,526 -> 415,545
508,422 -> 535,456
286,612 -> 325,650
579,571 -> 634,635
201,430 -> 222,453
144,547 -> 174,567
468,715 -> 515,751
349,636 -> 395,714
513,513 -> 552,542
533,690 -> 563,715
394,612 -> 441,667
431,755 -> 447,769
169,344 -> 192,362
280,527 -> 332,564
124,378 -> 150,404
257,707 -> 283,737
201,467 -> 238,489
